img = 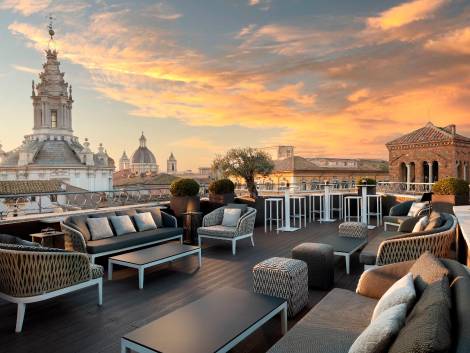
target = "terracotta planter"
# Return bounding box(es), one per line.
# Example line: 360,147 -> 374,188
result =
209,192 -> 235,205
432,194 -> 469,214
170,196 -> 201,218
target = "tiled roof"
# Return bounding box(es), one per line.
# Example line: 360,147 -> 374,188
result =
274,156 -> 388,172
274,156 -> 325,172
0,180 -> 64,195
386,122 -> 470,146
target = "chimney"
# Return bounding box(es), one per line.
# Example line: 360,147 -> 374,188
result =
448,124 -> 456,135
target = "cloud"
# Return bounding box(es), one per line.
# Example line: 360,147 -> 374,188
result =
347,88 -> 370,102
145,2 -> 182,20
237,24 -> 256,38
425,27 -> 470,55
170,137 -> 219,151
248,0 -> 271,11
367,0 -> 448,30
0,0 -> 50,15
11,64 -> 38,74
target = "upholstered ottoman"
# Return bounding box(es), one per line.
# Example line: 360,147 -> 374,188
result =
292,243 -> 334,290
253,257 -> 308,318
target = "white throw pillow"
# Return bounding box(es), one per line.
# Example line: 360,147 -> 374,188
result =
407,202 -> 427,217
372,273 -> 416,321
133,212 -> 157,231
222,208 -> 242,227
412,216 -> 429,233
349,304 -> 407,353
110,215 -> 136,236
87,217 -> 114,240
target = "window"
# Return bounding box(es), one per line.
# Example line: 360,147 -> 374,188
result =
51,110 -> 57,128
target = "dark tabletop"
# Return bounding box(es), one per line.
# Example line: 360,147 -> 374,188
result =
123,287 -> 286,353
109,243 -> 199,265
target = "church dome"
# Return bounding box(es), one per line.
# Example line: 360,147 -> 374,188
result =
131,133 -> 157,164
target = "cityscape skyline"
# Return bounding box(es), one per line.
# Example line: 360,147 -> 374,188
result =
0,0 -> 469,171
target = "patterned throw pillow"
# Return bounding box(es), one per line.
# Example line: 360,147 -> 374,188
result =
133,212 -> 157,232
87,217 -> 114,240
109,215 -> 136,236
349,304 -> 407,353
372,273 -> 416,321
409,251 -> 449,295
222,208 -> 242,227
407,202 -> 427,217
412,216 -> 429,233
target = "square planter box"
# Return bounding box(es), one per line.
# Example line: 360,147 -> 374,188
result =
432,194 -> 469,214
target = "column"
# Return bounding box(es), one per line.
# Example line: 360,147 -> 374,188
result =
428,162 -> 433,184
406,163 -> 411,191
464,163 -> 468,181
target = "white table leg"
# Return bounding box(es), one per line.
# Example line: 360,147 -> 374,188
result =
138,267 -> 144,290
281,305 -> 288,335
198,249 -> 202,267
264,199 -> 267,233
108,260 -> 113,281
15,303 -> 26,333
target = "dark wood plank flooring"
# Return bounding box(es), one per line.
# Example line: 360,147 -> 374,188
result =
0,222 -> 381,353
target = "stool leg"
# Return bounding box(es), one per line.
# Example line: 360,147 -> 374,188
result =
264,200 -> 267,233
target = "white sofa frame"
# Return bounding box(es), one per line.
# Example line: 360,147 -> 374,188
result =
198,232 -> 254,255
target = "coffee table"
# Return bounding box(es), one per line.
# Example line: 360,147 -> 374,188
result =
121,287 -> 287,353
108,243 -> 201,289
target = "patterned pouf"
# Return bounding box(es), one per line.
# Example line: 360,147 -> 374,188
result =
292,243 -> 334,290
253,257 -> 308,318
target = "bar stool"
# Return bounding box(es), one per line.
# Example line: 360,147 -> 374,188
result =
344,196 -> 362,222
309,193 -> 324,223
291,195 -> 307,228
366,195 -> 383,226
264,198 -> 284,234
329,193 -> 344,220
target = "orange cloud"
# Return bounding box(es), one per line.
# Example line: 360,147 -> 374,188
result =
367,0 -> 448,30
425,26 -> 470,55
347,88 -> 370,103
0,0 -> 50,16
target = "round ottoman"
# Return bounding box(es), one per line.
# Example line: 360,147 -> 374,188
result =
253,257 -> 308,318
292,243 -> 334,290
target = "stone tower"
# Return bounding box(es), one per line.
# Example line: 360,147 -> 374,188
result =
119,151 -> 130,170
167,152 -> 177,174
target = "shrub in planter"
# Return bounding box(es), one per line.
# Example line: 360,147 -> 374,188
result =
356,177 -> 377,195
170,178 -> 201,218
208,179 -> 235,204
432,177 -> 469,213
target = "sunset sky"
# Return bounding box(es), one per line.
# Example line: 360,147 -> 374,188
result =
0,0 -> 469,171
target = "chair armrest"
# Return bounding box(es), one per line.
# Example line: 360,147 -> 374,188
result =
202,207 -> 225,227
236,210 -> 257,236
161,211 -> 177,228
376,224 -> 456,266
0,250 -> 91,297
356,260 -> 415,299
61,223 -> 87,253
389,201 -> 413,216
338,222 -> 368,239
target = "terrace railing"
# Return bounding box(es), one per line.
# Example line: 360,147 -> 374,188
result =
376,181 -> 434,195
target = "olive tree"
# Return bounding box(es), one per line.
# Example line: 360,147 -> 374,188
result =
212,147 -> 274,198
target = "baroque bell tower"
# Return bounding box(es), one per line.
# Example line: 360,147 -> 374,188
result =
31,17 -> 73,139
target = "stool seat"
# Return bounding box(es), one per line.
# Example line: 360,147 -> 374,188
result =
292,243 -> 334,290
253,257 -> 308,318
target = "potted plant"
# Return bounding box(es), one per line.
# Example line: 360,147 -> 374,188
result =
208,178 -> 235,205
169,178 -> 201,218
357,177 -> 377,196
432,177 -> 469,213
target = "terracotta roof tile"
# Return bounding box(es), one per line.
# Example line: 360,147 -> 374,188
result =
0,180 -> 64,195
387,122 -> 470,146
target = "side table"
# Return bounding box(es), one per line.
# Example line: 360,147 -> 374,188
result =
30,231 -> 65,248
182,211 -> 203,245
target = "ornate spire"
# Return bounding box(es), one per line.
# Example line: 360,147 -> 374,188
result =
139,132 -> 147,147
32,80 -> 36,96
69,84 -> 72,99
47,14 -> 56,51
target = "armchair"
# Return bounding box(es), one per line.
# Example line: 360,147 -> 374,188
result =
197,206 -> 257,255
383,200 -> 430,231
0,244 -> 103,332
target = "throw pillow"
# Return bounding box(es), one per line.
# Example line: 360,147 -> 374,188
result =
133,212 -> 157,232
109,215 -> 136,236
372,273 -> 416,321
137,207 -> 163,227
412,216 -> 429,233
222,208 -> 242,227
409,251 -> 449,295
424,211 -> 443,232
388,277 -> 452,353
349,304 -> 407,353
87,217 -> 114,240
227,203 -> 248,215
407,202 -> 427,217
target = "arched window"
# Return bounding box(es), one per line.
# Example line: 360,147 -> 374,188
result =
400,162 -> 407,182
432,161 -> 439,182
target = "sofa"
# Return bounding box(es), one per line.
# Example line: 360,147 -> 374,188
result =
61,207 -> 183,263
360,212 -> 456,267
383,200 -> 430,231
268,253 -> 470,353
0,240 -> 103,333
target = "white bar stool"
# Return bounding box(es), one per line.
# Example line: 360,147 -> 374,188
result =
329,193 -> 344,220
366,195 -> 383,226
310,193 -> 325,223
344,196 -> 362,222
291,195 -> 307,228
264,198 -> 284,233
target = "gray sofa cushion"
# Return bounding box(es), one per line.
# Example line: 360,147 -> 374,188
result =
87,217 -> 114,240
110,215 -> 136,236
198,225 -> 237,238
268,288 -> 377,353
133,212 -> 157,231
86,227 -> 183,254
64,215 -> 92,241
137,207 -> 163,227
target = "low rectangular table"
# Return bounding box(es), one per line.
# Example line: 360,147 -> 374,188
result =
108,243 -> 201,289
121,287 -> 287,353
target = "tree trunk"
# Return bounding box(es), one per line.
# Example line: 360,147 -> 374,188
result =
245,177 -> 258,199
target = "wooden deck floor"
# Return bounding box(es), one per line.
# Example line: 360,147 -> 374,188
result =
0,222 -> 381,353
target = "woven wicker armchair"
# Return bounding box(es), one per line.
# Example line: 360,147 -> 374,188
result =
0,244 -> 103,332
383,200 -> 430,231
198,206 -> 257,255
376,214 -> 457,266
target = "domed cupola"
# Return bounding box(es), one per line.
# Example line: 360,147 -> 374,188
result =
130,132 -> 158,174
